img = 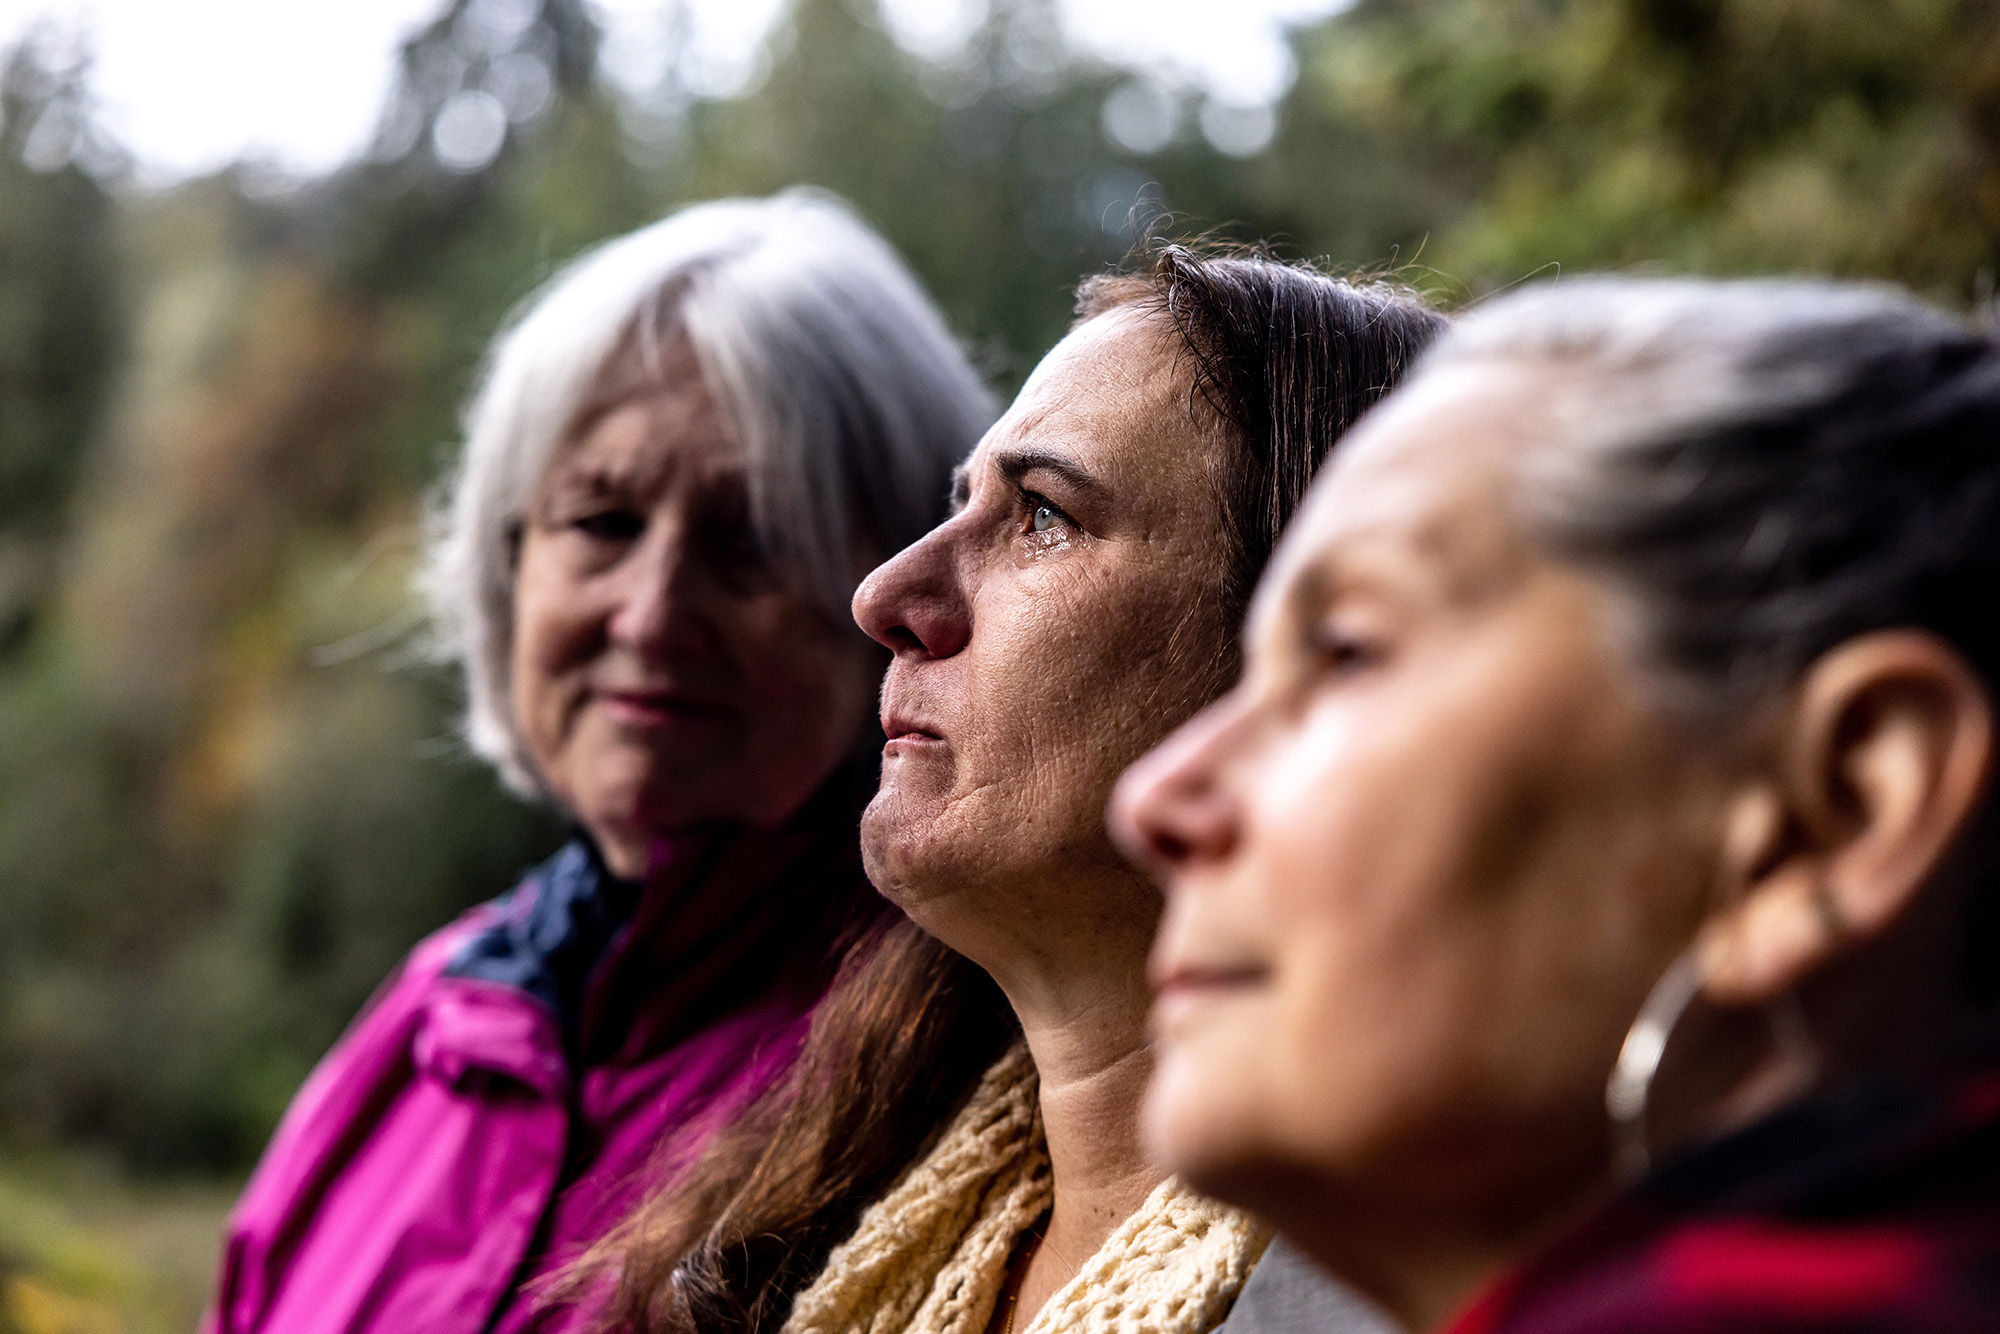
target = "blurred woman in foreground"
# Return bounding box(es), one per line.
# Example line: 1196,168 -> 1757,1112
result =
207,191 -> 994,1334
1117,277 -> 2000,1332
569,249 -> 1443,1334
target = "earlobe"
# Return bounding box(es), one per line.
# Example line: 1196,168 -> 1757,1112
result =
1697,867 -> 1843,1004
1698,630 -> 1994,1006
1695,784 -> 1820,1004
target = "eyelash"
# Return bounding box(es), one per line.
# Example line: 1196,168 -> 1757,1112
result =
1310,626 -> 1384,676
572,509 -> 645,542
1017,488 -> 1075,538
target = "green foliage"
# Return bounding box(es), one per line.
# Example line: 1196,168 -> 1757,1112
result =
0,0 -> 1996,1178
1285,0 -> 2000,296
0,42 -> 119,529
0,39 -> 120,659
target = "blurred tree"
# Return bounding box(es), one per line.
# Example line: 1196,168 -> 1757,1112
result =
0,3 -> 622,1168
656,0 -> 1281,381
5,0 -> 2000,1179
1277,0 -> 2000,298
0,34 -> 120,657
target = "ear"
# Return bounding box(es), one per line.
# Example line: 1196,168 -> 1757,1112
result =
1698,630 -> 1994,1006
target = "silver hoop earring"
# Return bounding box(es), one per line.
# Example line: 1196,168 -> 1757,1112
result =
1606,950 -> 1822,1187
1606,948 -> 1704,1186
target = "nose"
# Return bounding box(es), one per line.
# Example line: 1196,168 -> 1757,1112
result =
1109,691 -> 1253,879
851,524 -> 971,659
605,523 -> 714,662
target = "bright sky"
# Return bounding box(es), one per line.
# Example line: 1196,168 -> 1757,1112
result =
0,0 -> 1346,183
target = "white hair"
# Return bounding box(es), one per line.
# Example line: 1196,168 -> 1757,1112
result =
1421,275 -> 1990,715
421,189 -> 997,797
1431,276 -> 1940,450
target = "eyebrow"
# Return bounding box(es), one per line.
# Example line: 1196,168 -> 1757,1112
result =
989,447 -> 1112,505
540,459 -> 637,501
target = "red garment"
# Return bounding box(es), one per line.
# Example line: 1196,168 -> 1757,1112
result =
1446,1049 -> 2000,1334
207,787 -> 874,1334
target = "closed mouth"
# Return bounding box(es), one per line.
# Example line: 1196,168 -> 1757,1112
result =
880,710 -> 944,743
594,688 -> 733,724
1153,964 -> 1269,998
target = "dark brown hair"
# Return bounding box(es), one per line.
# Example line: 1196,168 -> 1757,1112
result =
554,245 -> 1445,1334
1080,245 -> 1448,626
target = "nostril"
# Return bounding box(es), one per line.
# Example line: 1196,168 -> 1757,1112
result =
1147,830 -> 1194,867
881,624 -> 925,653
871,595 -> 970,660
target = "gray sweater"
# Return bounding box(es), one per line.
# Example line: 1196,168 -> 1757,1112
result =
1216,1239 -> 1394,1334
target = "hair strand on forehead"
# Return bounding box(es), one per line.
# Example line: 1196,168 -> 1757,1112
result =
418,189 -> 997,799
1078,242 -> 1449,631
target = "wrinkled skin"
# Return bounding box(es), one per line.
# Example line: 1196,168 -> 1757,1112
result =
850,307 -> 1240,1324
512,333 -> 878,877
852,307 -> 1235,976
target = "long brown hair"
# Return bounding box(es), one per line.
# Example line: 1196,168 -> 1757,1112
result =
555,245 -> 1446,1334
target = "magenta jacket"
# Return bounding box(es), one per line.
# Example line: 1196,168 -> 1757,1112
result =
208,785 -> 874,1334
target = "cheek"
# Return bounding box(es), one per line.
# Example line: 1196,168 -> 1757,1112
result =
732,599 -> 873,719
1241,684 -> 1715,1183
1249,722 -> 1461,1130
980,564 -> 1223,782
510,546 -> 601,745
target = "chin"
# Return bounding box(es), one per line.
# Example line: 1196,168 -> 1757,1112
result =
1142,1045 -> 1275,1195
576,773 -> 725,852
858,789 -> 954,908
1146,1089 -> 1333,1243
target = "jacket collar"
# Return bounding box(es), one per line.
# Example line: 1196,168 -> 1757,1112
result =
442,834 -> 638,1058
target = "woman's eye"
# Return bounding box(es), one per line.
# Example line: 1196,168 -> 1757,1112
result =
1020,491 -> 1071,537
1311,627 -> 1383,676
573,510 -> 644,542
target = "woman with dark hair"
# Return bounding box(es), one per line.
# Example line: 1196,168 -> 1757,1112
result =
1116,276 -> 2000,1332
564,248 -> 1444,1334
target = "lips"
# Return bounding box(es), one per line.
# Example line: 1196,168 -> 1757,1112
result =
1150,962 -> 1269,1040
1152,963 -> 1269,997
879,679 -> 946,743
592,687 -> 734,729
880,708 -> 944,743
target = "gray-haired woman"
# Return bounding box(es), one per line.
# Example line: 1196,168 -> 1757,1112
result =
206,191 -> 995,1334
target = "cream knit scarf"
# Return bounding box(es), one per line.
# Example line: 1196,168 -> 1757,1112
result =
780,1044 -> 1270,1334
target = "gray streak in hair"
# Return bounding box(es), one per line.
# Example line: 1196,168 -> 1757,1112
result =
1423,276 -> 2000,722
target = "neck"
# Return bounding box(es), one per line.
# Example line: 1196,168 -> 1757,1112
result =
1021,989 -> 1162,1272
981,868 -> 1166,1326
1224,1114 -> 1609,1334
579,785 -> 868,1055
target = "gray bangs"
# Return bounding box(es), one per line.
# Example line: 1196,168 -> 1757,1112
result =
421,190 -> 996,798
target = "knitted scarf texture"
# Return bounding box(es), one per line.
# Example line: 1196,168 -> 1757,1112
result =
780,1045 -> 1270,1334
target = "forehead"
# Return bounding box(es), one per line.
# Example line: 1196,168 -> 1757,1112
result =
972,307 -> 1210,484
1258,359 -> 1566,615
546,332 -> 742,489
